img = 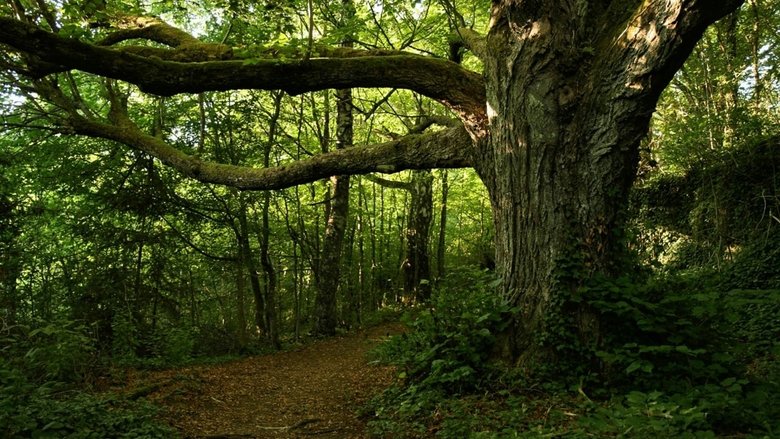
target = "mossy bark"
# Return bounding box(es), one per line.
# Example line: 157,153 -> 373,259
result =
476,0 -> 744,363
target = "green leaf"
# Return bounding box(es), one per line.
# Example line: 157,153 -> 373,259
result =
626,361 -> 642,374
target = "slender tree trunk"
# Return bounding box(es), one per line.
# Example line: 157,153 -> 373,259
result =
282,192 -> 303,340
312,0 -> 354,335
234,253 -> 248,349
258,191 -> 279,347
292,239 -> 301,340
151,293 -> 158,332
188,267 -> 197,326
378,184 -> 386,306
312,93 -> 352,335
309,94 -> 326,287
436,169 -> 448,280
356,178 -> 365,323
395,188 -> 406,302
133,221 -> 145,311
367,182 -> 377,309
0,175 -> 19,325
403,171 -> 433,302
0,246 -> 20,326
259,92 -> 283,348
342,216 -> 357,327
749,0 -> 762,108
718,11 -> 740,149
239,200 -> 267,336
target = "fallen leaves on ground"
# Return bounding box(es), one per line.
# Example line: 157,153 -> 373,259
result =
123,323 -> 403,438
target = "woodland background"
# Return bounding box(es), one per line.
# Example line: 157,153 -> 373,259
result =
1,0 -> 779,437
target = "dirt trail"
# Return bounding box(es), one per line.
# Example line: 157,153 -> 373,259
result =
130,323 -> 401,438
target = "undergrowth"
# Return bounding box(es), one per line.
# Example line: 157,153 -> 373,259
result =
364,268 -> 780,438
0,320 -> 175,438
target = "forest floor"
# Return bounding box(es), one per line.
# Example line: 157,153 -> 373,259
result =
121,323 -> 403,438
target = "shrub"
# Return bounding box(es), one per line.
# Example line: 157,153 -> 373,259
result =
0,371 -> 175,438
366,269 -> 515,436
365,272 -> 780,438
0,321 -> 175,438
372,268 -> 511,394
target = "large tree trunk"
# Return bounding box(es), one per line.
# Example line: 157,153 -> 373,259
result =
0,0 -> 745,362
477,0 -> 741,363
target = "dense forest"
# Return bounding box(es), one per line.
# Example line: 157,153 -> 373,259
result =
1,0 -> 779,437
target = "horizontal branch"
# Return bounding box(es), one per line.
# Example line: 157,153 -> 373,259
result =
410,115 -> 460,133
160,216 -> 236,262
0,17 -> 486,118
66,114 -> 473,191
364,174 -> 411,190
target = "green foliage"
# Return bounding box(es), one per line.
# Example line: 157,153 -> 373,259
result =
361,305 -> 405,328
715,229 -> 780,291
366,269 -> 780,438
632,135 -> 780,276
373,268 -> 510,394
159,326 -> 196,364
576,390 -> 715,438
0,378 -> 175,439
0,321 -> 175,438
576,276 -> 778,434
1,320 -> 96,384
366,269 -> 517,436
583,278 -> 731,387
112,317 -> 217,368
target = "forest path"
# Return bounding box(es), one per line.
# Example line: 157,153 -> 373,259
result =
127,323 -> 402,438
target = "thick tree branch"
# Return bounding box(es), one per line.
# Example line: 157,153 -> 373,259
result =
449,28 -> 487,61
64,110 -> 472,190
602,0 -> 745,96
0,17 -> 486,121
97,15 -> 202,47
363,114 -> 456,190
580,0 -> 746,157
61,45 -> 428,67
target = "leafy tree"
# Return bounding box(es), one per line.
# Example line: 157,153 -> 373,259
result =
0,0 -> 745,364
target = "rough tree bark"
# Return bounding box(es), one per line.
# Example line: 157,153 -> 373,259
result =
312,102 -> 351,335
473,0 -> 745,361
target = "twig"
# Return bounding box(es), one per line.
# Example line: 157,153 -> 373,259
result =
256,418 -> 322,431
